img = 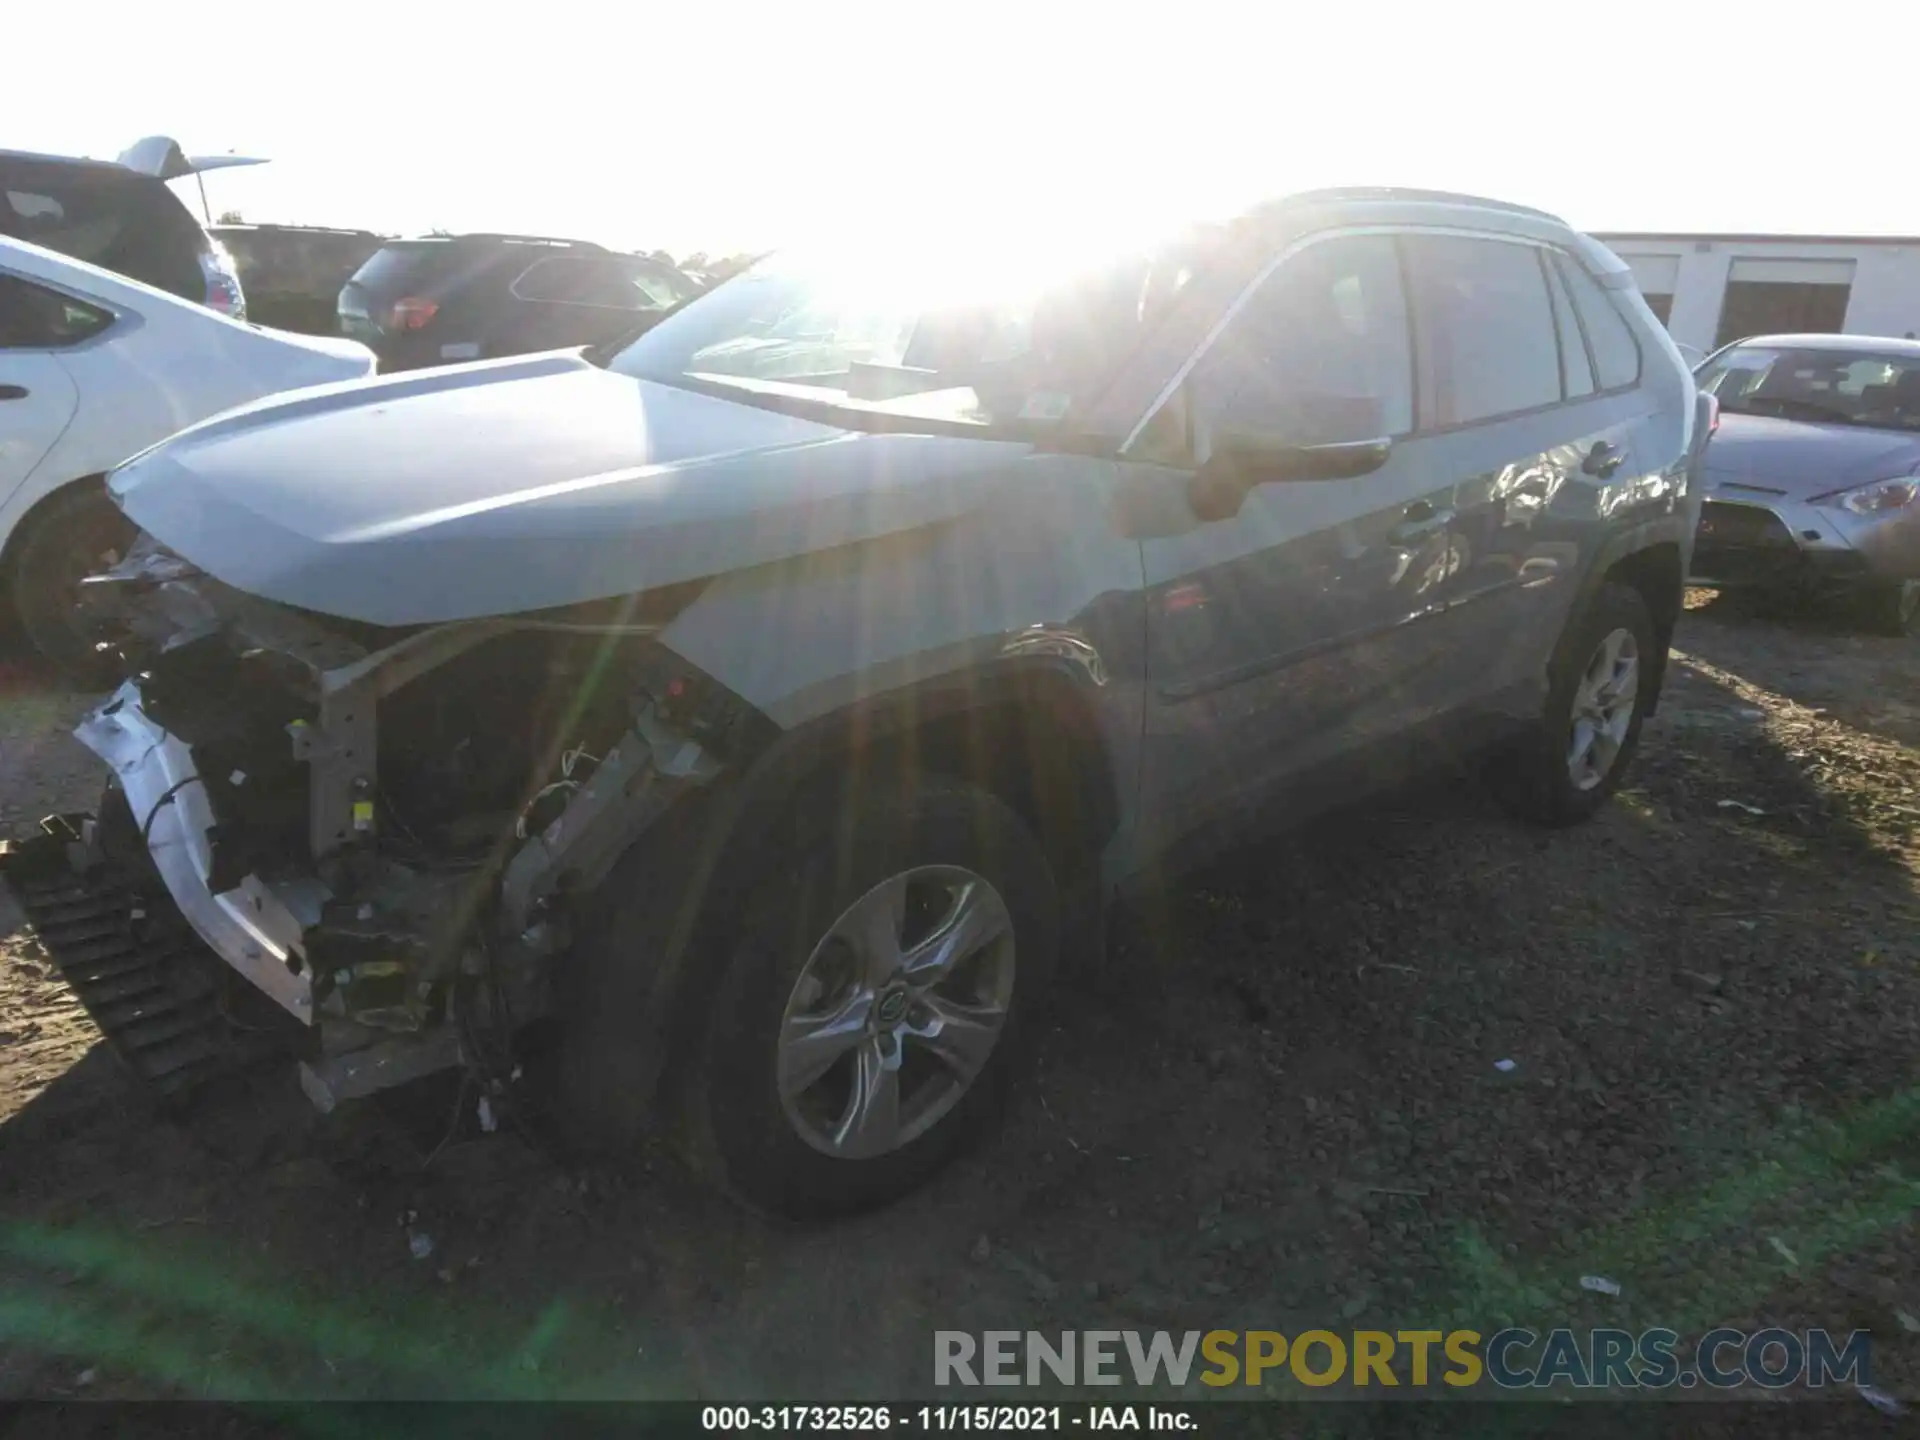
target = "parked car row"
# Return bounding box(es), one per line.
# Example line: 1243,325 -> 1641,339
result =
336,232 -> 699,370
212,223 -> 386,337
0,234 -> 377,676
1,138 -> 253,318
1,184 -> 1712,1218
0,136 -> 719,675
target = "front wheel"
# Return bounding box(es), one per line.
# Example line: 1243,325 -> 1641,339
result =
1487,580 -> 1656,827
7,483 -> 133,685
681,777 -> 1060,1217
1857,578 -> 1920,637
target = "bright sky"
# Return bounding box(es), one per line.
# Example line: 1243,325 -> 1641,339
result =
7,1 -> 1913,258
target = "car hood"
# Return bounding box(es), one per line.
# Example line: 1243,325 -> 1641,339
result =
1704,413 -> 1920,500
109,352 -> 1027,625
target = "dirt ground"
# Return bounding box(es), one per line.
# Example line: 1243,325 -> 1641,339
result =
4,593 -> 1920,1417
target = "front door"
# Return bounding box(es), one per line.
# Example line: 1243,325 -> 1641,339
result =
1129,231 -> 1463,860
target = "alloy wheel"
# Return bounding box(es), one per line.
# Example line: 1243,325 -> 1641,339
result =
776,866 -> 1016,1160
1567,626 -> 1639,792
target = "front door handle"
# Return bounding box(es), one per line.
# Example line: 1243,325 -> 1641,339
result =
0,384 -> 28,401
1583,440 -> 1625,478
1389,501 -> 1455,544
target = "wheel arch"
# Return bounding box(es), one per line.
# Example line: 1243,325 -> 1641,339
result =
1598,539 -> 1684,713
746,659 -> 1124,888
0,472 -> 110,587
1562,526 -> 1684,717
558,657 -> 1125,1124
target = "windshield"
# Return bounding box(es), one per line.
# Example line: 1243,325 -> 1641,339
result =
1698,345 -> 1920,431
605,236 -> 1211,431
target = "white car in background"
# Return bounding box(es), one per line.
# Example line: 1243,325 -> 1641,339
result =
0,235 -> 376,678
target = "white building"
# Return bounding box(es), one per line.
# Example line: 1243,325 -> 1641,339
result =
1590,233 -> 1920,359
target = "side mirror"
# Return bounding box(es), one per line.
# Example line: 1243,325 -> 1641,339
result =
1189,433 -> 1394,521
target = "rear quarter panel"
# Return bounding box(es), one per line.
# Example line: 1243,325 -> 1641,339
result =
1,289 -> 370,556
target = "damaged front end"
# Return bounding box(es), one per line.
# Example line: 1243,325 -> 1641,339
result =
2,537 -> 767,1110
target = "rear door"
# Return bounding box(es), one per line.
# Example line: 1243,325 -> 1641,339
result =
0,272 -> 91,503
1403,233 -> 1637,710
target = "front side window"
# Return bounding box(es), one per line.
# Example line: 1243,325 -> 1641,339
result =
1698,345 -> 1920,431
606,232 -> 1216,433
0,273 -> 113,348
1405,234 -> 1561,426
1181,233 -> 1414,451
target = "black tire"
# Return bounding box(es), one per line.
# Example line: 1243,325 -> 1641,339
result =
7,482 -> 133,685
567,774 -> 1060,1218
1487,580 -> 1656,827
1857,579 -> 1920,637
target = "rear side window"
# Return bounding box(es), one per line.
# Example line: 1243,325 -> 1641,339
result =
1,172 -> 205,301
513,255 -> 696,310
1405,234 -> 1561,426
1187,233 -> 1415,446
1542,254 -> 1595,399
345,242 -> 453,296
0,273 -> 113,348
1556,255 -> 1641,390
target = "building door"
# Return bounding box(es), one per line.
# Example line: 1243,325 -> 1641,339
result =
1715,258 -> 1855,347
1619,254 -> 1679,330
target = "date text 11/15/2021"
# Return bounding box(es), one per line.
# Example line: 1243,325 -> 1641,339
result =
701,1405 -> 1196,1431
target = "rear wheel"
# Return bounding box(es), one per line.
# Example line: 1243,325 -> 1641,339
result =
1487,580 -> 1656,827
7,483 -> 133,685
1857,578 -> 1920,637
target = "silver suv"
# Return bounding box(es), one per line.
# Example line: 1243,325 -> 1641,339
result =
2,189 -> 1707,1216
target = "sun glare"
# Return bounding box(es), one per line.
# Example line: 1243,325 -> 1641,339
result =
784,183 -> 1217,316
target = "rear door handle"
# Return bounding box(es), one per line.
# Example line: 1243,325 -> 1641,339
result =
1390,500 -> 1454,543
0,384 -> 28,401
1583,440 -> 1625,478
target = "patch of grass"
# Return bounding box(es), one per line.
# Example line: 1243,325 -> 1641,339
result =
1439,1087 -> 1920,1336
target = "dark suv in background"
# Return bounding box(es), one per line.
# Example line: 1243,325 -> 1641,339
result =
0,139 -> 253,316
213,224 -> 386,336
337,233 -> 698,370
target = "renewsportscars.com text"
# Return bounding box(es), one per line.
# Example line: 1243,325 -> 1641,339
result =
934,1327 -> 1872,1391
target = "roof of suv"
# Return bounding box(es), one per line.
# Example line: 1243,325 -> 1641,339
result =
1,140 -> 269,183
406,233 -> 607,250
213,223 -> 384,238
1275,186 -> 1566,224
1252,186 -> 1629,285
1725,334 -> 1920,358
0,149 -> 159,183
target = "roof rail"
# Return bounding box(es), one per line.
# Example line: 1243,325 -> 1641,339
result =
0,147 -> 128,172
1277,187 -> 1566,225
210,223 -> 382,236
447,232 -> 606,249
